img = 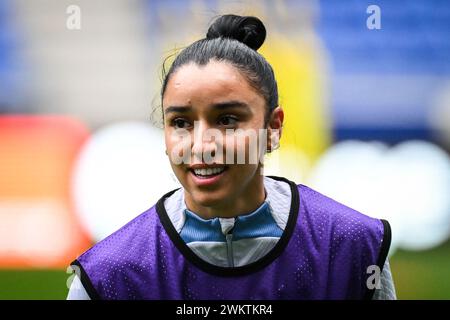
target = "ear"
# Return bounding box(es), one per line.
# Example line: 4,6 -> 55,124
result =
267,106 -> 284,152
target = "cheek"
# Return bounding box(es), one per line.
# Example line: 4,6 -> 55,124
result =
165,131 -> 192,165
224,131 -> 263,166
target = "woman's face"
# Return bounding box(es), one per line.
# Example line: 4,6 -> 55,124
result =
162,60 -> 282,217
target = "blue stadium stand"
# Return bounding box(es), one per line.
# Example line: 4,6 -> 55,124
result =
318,0 -> 450,143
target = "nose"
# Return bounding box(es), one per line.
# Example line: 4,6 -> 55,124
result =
191,121 -> 218,162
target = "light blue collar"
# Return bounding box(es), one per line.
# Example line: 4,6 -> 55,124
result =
181,201 -> 283,244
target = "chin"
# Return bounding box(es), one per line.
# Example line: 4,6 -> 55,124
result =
189,189 -> 230,208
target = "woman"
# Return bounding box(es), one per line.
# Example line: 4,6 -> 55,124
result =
68,14 -> 396,300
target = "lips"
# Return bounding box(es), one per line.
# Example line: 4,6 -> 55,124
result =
188,164 -> 228,186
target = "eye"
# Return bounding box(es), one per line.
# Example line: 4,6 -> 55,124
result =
218,115 -> 238,127
171,118 -> 192,129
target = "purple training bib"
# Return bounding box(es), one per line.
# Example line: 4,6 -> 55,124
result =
72,176 -> 391,300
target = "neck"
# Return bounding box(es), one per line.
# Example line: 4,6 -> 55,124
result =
184,174 -> 266,220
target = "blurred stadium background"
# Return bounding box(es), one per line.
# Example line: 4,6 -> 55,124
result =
1,0 -> 450,299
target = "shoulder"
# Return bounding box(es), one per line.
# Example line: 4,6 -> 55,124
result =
72,201 -> 163,279
77,187 -> 186,260
72,187 -> 185,269
297,183 -> 391,265
264,176 -> 390,249
263,176 -> 389,241
297,183 -> 388,236
70,201 -> 165,299
80,205 -> 158,257
296,183 -> 392,299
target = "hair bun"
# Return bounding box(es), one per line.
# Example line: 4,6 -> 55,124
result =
206,14 -> 266,51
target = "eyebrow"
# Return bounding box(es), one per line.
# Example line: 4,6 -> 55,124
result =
164,101 -> 251,115
164,106 -> 191,115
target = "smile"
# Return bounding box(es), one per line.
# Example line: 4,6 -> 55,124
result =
188,165 -> 228,186
192,167 -> 226,177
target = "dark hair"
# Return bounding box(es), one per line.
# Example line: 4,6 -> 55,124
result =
161,14 -> 279,125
